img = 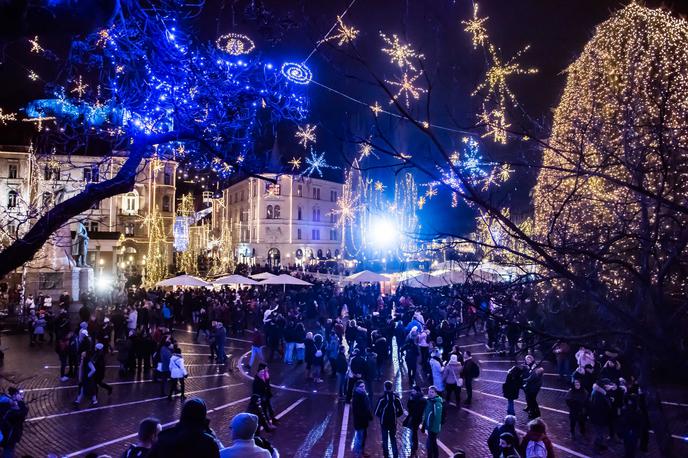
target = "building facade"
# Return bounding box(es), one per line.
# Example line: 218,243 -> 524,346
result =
222,174 -> 343,268
0,146 -> 177,293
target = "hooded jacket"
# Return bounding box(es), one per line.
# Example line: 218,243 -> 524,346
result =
422,395 -> 443,434
374,391 -> 403,429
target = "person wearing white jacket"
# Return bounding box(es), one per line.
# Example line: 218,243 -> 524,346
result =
168,348 -> 188,400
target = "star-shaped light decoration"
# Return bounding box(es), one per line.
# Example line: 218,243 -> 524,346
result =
303,149 -> 337,177
498,163 -> 514,182
295,124 -> 317,149
319,16 -> 359,46
22,113 -> 56,132
374,181 -> 386,192
0,108 -> 18,126
425,186 -> 438,199
29,36 -> 44,54
289,157 -> 302,170
332,193 -> 360,228
479,108 -> 510,144
462,3 -> 489,49
386,71 -> 427,108
417,196 -> 426,209
380,33 -> 423,71
359,143 -> 373,159
70,75 -> 89,99
28,70 -> 39,81
370,101 -> 383,117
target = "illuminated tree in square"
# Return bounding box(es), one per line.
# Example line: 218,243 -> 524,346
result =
0,0 -> 307,278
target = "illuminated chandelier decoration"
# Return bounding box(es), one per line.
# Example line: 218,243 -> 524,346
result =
216,33 -> 255,55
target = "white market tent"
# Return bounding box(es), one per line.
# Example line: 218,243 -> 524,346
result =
250,272 -> 277,280
345,270 -> 390,284
213,274 -> 259,286
402,273 -> 445,288
156,275 -> 211,288
258,274 -> 313,286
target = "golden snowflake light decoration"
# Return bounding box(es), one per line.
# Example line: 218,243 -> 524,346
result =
319,16 -> 359,46
295,124 -> 317,149
289,157 -> 302,170
28,70 -> 39,81
70,75 -> 88,99
216,33 -> 256,56
386,71 -> 427,108
462,3 -> 489,49
29,36 -> 44,54
473,44 -> 538,111
425,186 -> 438,199
374,181 -> 386,192
479,108 -> 510,144
380,33 -> 424,70
0,109 -> 17,125
370,101 -> 383,117
417,196 -> 427,209
498,164 -> 514,182
359,143 -> 373,159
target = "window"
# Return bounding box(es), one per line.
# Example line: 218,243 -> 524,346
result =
240,207 -> 246,222
124,223 -> 135,236
266,205 -> 273,219
44,165 -> 59,180
317,249 -> 323,258
241,228 -> 250,242
330,229 -> 337,241
8,163 -> 18,179
326,249 -> 332,258
330,212 -> 336,223
274,205 -> 281,219
83,166 -> 99,183
297,185 -> 302,197
335,249 -> 340,258
162,195 -> 171,212
330,190 -> 338,202
266,183 -> 281,196
312,187 -> 320,200
312,229 -> 320,240
295,248 -> 303,259
89,221 -> 99,232
297,206 -> 302,220
163,170 -> 172,185
6,224 -> 16,237
91,199 -> 100,210
297,228 -> 302,240
312,207 -> 321,222
240,190 -> 245,201
7,190 -> 17,208
123,191 -> 139,214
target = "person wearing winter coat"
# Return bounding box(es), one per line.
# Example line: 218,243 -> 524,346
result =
519,417 -> 555,458
421,386 -> 444,458
93,343 -> 113,395
523,367 -> 544,419
215,322 -> 227,365
405,385 -> 427,458
74,350 -> 98,407
304,332 -> 316,381
442,355 -> 463,406
617,394 -> 643,458
565,379 -> 588,439
252,363 -> 276,428
401,339 -> 420,386
487,415 -> 519,458
148,398 -> 221,458
326,333 -> 340,377
334,346 -> 348,399
462,351 -> 479,405
502,365 -> 523,416
374,381 -> 404,458
429,355 -> 445,394
158,340 -> 173,395
1,387 -> 28,457
589,380 -> 613,451
351,380 -> 373,458
168,347 -> 188,400
497,432 -> 521,458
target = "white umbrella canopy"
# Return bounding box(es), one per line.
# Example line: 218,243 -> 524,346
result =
346,270 -> 389,284
402,273 -> 445,288
213,274 -> 259,286
156,275 -> 211,287
250,272 -> 277,280
258,274 -> 313,286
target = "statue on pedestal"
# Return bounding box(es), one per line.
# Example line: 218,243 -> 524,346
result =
72,223 -> 89,267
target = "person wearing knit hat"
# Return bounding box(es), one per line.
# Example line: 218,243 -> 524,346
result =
219,413 -> 271,457
442,354 -> 463,407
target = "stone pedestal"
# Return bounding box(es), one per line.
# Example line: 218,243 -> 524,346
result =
24,267 -> 94,303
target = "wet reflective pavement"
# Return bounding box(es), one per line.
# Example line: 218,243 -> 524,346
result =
2,328 -> 686,457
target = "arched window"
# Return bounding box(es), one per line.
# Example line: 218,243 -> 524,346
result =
317,249 -> 323,258
295,249 -> 303,259
335,249 -> 340,258
123,191 -> 139,215
297,206 -> 302,220
266,205 -> 273,219
326,249 -> 332,258
274,205 -> 281,219
7,190 -> 18,208
162,195 -> 171,212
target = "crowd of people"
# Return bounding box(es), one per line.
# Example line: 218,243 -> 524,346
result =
3,270 -> 656,458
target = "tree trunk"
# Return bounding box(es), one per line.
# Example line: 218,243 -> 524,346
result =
639,348 -> 675,457
0,145 -> 146,280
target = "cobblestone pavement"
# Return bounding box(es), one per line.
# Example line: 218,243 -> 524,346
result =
1,328 -> 686,457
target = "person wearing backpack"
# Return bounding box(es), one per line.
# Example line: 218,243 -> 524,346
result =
374,381 -> 404,458
421,385 -> 444,458
122,418 -> 161,458
462,351 -> 479,405
519,417 -> 555,458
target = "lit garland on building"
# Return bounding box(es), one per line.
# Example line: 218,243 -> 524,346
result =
142,207 -> 168,287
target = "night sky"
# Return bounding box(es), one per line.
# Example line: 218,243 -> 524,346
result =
1,0 -> 688,236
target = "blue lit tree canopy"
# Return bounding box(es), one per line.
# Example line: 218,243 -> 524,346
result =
0,0 -> 309,277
